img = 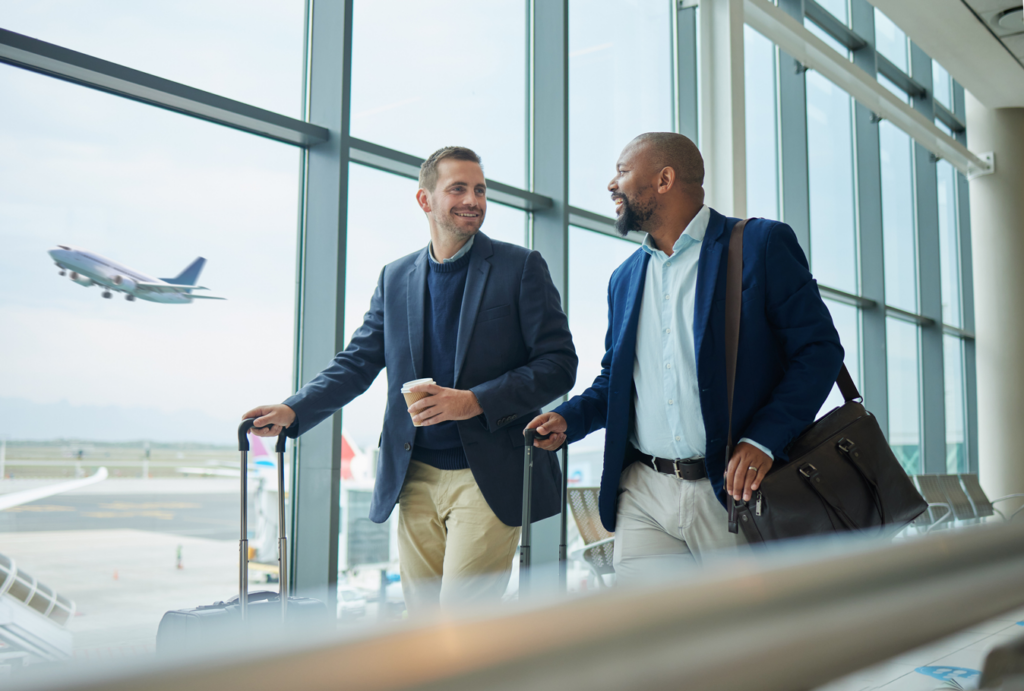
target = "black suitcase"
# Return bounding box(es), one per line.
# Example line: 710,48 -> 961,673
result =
156,420 -> 329,654
519,430 -> 568,596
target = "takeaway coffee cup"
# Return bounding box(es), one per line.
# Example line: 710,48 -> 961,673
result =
402,378 -> 435,427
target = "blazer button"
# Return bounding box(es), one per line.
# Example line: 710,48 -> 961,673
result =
404,442 -> 411,452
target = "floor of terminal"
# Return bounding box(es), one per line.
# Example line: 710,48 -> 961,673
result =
815,606 -> 1024,690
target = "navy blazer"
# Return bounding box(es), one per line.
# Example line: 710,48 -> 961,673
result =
283,232 -> 577,527
554,209 -> 844,532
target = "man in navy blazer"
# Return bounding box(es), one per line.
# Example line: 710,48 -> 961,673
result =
245,146 -> 576,612
528,133 -> 843,581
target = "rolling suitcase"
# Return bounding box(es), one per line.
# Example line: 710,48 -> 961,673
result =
519,429 -> 569,596
156,419 -> 328,654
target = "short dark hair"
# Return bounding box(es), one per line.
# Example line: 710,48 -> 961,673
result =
633,132 -> 704,186
419,146 -> 483,193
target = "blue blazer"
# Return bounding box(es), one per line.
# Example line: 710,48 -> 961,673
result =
554,209 -> 844,532
284,232 -> 577,527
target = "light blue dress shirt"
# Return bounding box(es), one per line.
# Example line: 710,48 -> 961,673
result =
428,235 -> 475,264
629,205 -> 773,462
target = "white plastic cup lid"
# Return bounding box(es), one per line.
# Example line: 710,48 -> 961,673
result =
401,378 -> 434,393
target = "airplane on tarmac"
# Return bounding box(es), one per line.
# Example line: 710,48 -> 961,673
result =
0,467 -> 108,511
47,246 -> 226,303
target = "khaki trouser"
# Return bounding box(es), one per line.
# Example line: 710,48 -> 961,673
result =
397,460 -> 521,615
613,461 -> 748,585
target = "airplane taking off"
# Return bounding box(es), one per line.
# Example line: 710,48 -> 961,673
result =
47,246 -> 226,303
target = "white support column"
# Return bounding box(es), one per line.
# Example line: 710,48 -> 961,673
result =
966,95 -> 1024,513
699,0 -> 746,216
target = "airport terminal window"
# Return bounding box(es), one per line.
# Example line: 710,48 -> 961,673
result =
816,0 -> 848,25
805,17 -> 850,57
806,70 -> 858,295
873,8 -> 908,73
566,226 -> 638,487
937,160 -> 962,328
944,335 -> 968,474
744,25 -> 779,220
568,0 -> 674,216
887,318 -> 922,474
350,0 -> 527,188
0,0 -> 306,117
0,64 -> 301,652
879,120 -> 918,313
819,300 -> 861,418
932,61 -> 952,110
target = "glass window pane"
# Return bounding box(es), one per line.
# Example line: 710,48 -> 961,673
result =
874,8 -> 908,73
351,1 -> 526,187
0,0 -> 306,117
0,66 -> 300,652
806,72 -> 857,294
805,18 -> 850,58
937,160 -> 961,327
943,335 -> 967,474
818,300 -> 860,418
817,0 -> 848,25
878,74 -> 909,103
887,318 -> 921,475
569,0 -> 673,216
744,26 -> 779,220
935,119 -> 953,137
932,61 -> 952,109
567,227 -> 639,487
342,164 -> 526,453
879,121 -> 917,312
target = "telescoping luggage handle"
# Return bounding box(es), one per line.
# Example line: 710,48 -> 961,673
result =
520,429 -> 568,597
237,419 -> 289,622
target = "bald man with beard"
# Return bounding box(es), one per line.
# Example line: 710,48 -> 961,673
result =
526,133 -> 844,582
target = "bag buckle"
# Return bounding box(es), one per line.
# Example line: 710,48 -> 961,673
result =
837,438 -> 855,453
799,463 -> 817,479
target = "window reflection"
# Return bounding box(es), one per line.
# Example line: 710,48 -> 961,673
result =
806,71 -> 858,294
350,0 -> 526,187
943,335 -> 967,473
887,318 -> 921,474
879,120 -> 917,313
744,26 -> 779,220
569,0 -> 673,216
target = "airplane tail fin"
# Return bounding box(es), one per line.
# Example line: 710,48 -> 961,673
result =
161,257 -> 206,286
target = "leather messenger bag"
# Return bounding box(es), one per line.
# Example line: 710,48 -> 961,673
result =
723,219 -> 927,543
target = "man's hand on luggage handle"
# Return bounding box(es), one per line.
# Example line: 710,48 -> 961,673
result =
525,412 -> 567,451
725,442 -> 773,502
242,404 -> 296,437
407,384 -> 483,425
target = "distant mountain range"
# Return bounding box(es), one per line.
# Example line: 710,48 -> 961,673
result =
0,397 -> 236,444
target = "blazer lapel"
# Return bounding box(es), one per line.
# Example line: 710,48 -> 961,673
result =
620,251 -> 650,354
407,249 -> 429,380
693,209 -> 728,365
454,233 -> 493,385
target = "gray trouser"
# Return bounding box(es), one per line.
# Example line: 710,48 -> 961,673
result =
613,461 -> 748,585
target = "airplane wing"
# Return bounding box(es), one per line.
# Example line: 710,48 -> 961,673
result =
134,281 -> 207,294
0,468 -> 108,511
188,294 -> 227,301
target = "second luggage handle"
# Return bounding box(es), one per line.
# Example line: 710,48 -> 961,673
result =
237,419 -> 289,623
520,429 -> 568,597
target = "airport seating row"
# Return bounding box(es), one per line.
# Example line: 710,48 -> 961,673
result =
911,473 -> 1024,532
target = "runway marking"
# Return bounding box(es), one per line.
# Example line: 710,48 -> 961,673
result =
5,504 -> 76,512
97,502 -> 200,510
82,511 -> 175,520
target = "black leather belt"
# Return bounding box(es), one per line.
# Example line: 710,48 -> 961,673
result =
629,447 -> 707,481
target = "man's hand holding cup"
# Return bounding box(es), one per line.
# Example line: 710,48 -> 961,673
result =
525,412 -> 567,451
404,378 -> 483,427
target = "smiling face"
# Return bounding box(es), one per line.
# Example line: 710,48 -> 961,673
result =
421,158 -> 487,240
608,142 -> 659,236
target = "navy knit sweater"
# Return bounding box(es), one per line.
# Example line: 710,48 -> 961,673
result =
412,250 -> 471,470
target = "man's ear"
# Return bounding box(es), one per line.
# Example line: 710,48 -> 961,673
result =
415,188 -> 432,213
657,166 -> 676,194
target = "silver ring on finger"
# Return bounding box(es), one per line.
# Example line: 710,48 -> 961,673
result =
747,466 -> 758,472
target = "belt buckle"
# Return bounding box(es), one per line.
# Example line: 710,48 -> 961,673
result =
650,457 -> 659,473
673,460 -> 685,480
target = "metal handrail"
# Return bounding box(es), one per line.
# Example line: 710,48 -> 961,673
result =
16,522 -> 1024,691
